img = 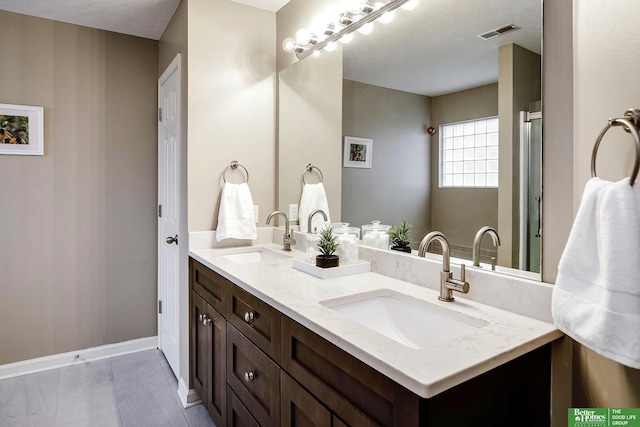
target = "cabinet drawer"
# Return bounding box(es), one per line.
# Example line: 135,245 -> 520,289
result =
227,386 -> 260,427
281,371 -> 331,427
228,284 -> 281,362
281,316 -> 419,427
227,325 -> 280,427
190,258 -> 227,313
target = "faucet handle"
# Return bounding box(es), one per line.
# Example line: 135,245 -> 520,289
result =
288,229 -> 297,246
444,263 -> 469,295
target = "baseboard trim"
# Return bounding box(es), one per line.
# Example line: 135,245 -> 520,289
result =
0,336 -> 158,380
178,377 -> 202,408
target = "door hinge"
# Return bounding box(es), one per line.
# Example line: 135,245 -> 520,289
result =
158,107 -> 163,122
158,204 -> 162,218
158,300 -> 162,314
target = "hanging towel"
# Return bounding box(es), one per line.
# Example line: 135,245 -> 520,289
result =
298,182 -> 331,233
216,182 -> 257,241
552,177 -> 640,368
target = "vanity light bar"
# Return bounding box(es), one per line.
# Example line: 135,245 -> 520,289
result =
286,0 -> 414,60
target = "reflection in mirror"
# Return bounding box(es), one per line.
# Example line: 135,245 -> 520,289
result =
278,0 -> 542,279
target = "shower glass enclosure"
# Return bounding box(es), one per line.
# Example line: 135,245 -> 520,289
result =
519,109 -> 542,273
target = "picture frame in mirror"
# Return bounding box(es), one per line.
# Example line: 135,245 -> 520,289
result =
344,136 -> 372,168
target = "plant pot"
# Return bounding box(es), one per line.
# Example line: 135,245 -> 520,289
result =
391,245 -> 412,253
316,254 -> 339,268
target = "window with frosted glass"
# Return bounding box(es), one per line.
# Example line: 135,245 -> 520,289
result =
439,117 -> 499,188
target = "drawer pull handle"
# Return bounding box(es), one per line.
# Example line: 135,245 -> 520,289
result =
198,314 -> 204,322
244,312 -> 254,322
244,371 -> 255,382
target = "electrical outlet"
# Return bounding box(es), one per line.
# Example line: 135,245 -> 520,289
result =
289,203 -> 299,221
254,205 -> 259,223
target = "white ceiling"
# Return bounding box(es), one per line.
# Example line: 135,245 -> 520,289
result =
342,0 -> 541,96
0,0 -> 181,40
0,0 -> 291,40
0,0 -> 541,96
230,0 -> 291,12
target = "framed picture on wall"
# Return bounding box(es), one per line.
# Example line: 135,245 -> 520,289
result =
0,103 -> 44,156
343,136 -> 372,168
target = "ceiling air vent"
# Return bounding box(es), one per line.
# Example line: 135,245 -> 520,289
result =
477,23 -> 520,40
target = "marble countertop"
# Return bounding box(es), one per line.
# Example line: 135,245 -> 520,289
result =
189,242 -> 562,399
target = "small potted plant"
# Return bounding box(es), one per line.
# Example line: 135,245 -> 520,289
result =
316,227 -> 340,268
389,219 -> 412,253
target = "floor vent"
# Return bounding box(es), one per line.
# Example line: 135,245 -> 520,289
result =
477,23 -> 520,40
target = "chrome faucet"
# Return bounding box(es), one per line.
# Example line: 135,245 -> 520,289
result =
266,211 -> 296,251
307,209 -> 328,234
418,231 -> 469,302
472,226 -> 501,268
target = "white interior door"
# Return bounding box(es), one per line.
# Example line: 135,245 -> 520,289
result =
158,54 -> 181,377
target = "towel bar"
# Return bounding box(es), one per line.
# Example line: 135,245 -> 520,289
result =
223,160 -> 249,183
591,108 -> 640,186
302,163 -> 324,184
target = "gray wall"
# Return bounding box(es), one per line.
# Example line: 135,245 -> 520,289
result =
279,51 -> 343,224
430,84 -> 499,250
570,0 -> 640,408
342,80 -> 432,243
187,0 -> 276,232
0,11 -> 159,364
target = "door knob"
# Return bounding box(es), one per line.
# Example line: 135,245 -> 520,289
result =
166,235 -> 178,245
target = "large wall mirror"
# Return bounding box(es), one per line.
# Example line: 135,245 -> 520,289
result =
278,0 -> 542,279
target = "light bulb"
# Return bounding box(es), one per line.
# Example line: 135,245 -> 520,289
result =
312,50 -> 321,58
325,41 -> 337,52
401,0 -> 418,11
282,38 -> 296,53
358,22 -> 374,35
340,32 -> 354,44
295,28 -> 312,45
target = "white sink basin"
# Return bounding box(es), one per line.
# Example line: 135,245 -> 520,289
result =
220,247 -> 291,264
320,289 -> 489,349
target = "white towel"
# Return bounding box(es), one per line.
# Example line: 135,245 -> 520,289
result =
298,183 -> 331,233
552,177 -> 640,368
216,182 -> 257,241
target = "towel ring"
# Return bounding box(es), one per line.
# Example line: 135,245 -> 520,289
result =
591,109 -> 640,186
302,164 -> 324,184
223,161 -> 249,183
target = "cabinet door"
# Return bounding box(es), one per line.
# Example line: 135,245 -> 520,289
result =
227,386 -> 260,427
207,305 -> 226,426
191,291 -> 209,409
191,291 -> 226,427
281,371 -> 331,427
333,416 -> 349,427
281,316 -> 419,427
227,325 -> 280,427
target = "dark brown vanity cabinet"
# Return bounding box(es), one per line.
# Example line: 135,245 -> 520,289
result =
190,257 -> 552,427
281,370 -> 333,427
281,316 -> 419,427
192,291 -> 227,426
190,259 -> 230,426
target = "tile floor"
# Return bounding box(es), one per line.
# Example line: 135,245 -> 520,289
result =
0,349 -> 216,427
